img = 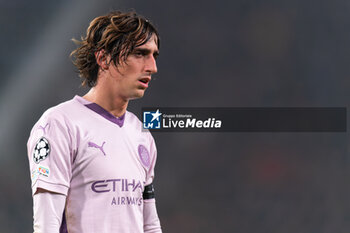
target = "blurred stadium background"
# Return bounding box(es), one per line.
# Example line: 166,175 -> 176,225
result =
1,0 -> 349,232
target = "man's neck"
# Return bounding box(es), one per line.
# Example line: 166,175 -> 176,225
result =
83,88 -> 128,118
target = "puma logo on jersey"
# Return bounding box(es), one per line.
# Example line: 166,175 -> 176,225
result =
38,123 -> 49,134
88,141 -> 106,156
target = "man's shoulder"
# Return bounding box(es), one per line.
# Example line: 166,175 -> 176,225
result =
126,110 -> 141,123
32,96 -> 83,131
125,110 -> 147,130
28,97 -> 80,143
125,110 -> 154,139
41,97 -> 79,120
125,110 -> 143,131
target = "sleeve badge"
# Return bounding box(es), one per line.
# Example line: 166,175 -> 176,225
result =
33,137 -> 50,164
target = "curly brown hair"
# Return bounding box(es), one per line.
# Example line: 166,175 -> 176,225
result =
70,11 -> 160,87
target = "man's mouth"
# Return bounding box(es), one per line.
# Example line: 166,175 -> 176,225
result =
139,77 -> 150,83
138,77 -> 151,87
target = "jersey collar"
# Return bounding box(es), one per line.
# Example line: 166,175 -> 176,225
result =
74,95 -> 125,127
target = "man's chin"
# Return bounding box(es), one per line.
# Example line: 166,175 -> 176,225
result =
129,91 -> 145,100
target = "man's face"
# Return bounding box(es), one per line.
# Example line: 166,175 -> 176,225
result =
108,34 -> 159,101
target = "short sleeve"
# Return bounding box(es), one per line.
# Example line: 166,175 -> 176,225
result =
27,112 -> 74,196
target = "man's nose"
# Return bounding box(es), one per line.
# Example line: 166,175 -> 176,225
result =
145,56 -> 157,74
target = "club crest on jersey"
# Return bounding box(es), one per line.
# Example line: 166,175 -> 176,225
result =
138,145 -> 150,168
33,137 -> 50,164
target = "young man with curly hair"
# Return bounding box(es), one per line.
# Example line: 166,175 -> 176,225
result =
27,11 -> 162,233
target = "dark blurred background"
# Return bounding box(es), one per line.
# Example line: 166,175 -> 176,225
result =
1,0 -> 349,232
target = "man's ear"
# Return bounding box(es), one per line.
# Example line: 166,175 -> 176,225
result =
95,50 -> 109,70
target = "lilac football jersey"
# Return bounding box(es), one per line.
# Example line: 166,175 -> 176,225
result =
27,96 -> 158,233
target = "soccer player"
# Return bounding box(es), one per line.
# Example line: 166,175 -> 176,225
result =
27,11 -> 162,233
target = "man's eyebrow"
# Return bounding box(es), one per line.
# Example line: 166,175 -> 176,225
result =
133,48 -> 159,55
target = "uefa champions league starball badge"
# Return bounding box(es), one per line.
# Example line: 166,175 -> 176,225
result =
33,137 -> 50,164
138,145 -> 150,168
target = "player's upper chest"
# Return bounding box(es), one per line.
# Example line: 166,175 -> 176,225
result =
72,113 -> 151,181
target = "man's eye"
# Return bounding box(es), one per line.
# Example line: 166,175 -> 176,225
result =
134,51 -> 144,57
